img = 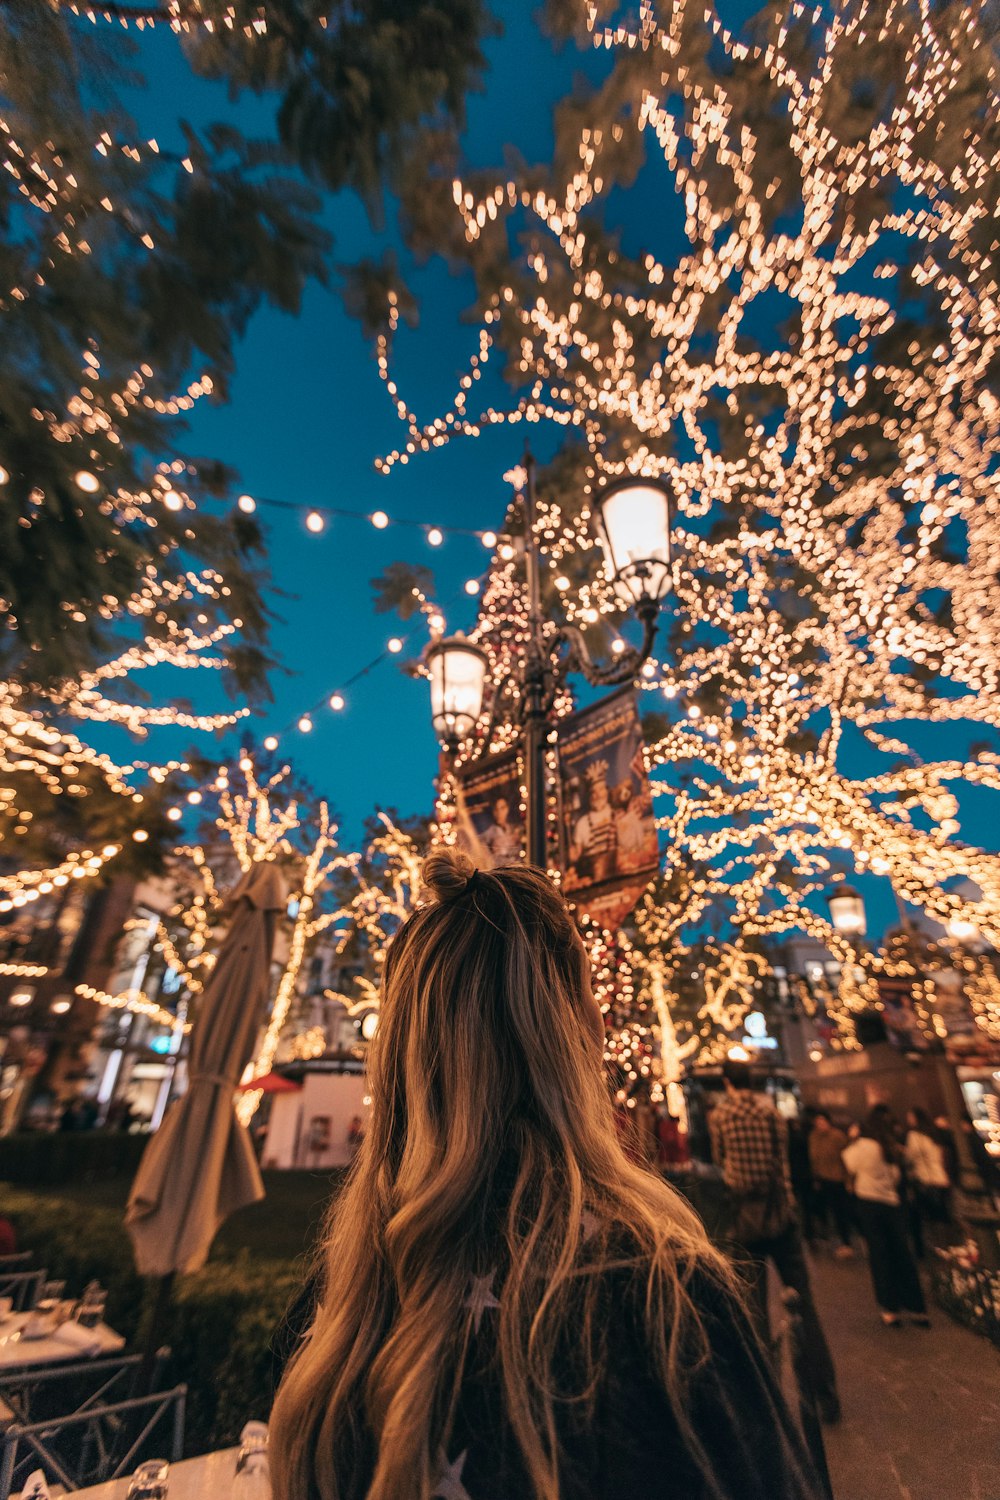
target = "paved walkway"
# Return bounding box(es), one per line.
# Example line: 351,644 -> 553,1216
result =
793,1249 -> 1000,1500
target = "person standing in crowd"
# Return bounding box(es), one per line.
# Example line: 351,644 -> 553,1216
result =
905,1106 -> 952,1253
808,1112 -> 854,1258
842,1105 -> 929,1327
786,1115 -> 820,1247
271,852 -> 823,1500
710,1059 -> 841,1425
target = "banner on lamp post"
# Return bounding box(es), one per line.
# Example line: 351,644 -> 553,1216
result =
558,687 -> 659,931
454,749 -> 525,869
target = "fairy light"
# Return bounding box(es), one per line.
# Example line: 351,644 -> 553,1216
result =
75,982 -> 190,1032
237,494 -> 256,514
305,510 -> 325,534
0,568 -> 249,901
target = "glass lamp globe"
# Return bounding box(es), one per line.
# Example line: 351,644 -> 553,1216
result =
826,883 -> 867,938
594,477 -> 672,612
425,637 -> 488,745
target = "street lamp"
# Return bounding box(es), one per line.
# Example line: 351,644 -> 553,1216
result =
426,453 -> 672,866
946,916 -> 980,944
425,637 -> 489,749
826,883 -> 867,938
593,476 -> 672,616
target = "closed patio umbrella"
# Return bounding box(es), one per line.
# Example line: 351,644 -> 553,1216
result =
126,860 -> 286,1277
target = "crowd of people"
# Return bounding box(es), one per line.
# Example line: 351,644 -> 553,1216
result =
699,1060 -> 968,1448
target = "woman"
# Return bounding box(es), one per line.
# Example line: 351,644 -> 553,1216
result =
842,1106 -> 929,1328
271,850 -> 820,1500
905,1107 -> 951,1220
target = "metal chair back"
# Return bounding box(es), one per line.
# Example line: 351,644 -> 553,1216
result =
0,1348 -> 171,1425
0,1383 -> 186,1496
0,1270 -> 46,1313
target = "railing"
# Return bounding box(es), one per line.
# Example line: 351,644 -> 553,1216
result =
777,1289 -> 835,1500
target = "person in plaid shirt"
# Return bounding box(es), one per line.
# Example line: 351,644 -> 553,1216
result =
711,1059 -> 841,1426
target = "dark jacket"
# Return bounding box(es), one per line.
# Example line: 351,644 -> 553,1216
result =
275,1259 -> 822,1500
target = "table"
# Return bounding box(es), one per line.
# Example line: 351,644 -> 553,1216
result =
69,1447 -> 242,1497
0,1316 -> 124,1374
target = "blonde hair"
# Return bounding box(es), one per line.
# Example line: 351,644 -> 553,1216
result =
270,848 -> 729,1500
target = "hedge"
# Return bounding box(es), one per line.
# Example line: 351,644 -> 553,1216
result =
0,1132 -> 147,1186
1,1183 -> 311,1454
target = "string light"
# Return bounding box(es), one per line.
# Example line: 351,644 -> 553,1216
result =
305,510 -> 325,534
74,982 -> 190,1032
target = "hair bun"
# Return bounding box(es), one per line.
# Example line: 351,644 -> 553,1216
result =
421,845 -> 476,903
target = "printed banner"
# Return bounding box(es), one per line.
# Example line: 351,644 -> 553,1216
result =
877,975 -> 930,1051
558,687 -> 659,931
454,749 -> 524,869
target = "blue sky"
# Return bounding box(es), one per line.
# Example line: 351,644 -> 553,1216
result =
116,5 -> 585,835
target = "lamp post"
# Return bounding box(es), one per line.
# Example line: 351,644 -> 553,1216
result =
426,453 -> 672,867
826,884 -> 867,941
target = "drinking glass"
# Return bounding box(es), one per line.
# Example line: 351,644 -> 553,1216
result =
235,1421 -> 269,1491
77,1287 -> 107,1329
126,1459 -> 170,1499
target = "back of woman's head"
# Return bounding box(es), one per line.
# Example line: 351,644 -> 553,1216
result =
863,1104 -> 900,1162
271,847 -> 720,1500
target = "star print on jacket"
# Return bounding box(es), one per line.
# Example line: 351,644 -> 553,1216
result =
580,1209 -> 601,1242
432,1448 -> 472,1500
464,1272 -> 500,1333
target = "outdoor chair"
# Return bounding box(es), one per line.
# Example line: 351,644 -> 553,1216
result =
0,1257 -> 33,1274
0,1270 -> 46,1313
0,1383 -> 186,1496
0,1348 -> 171,1427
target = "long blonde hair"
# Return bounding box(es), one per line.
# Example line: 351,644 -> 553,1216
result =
271,848 -> 728,1500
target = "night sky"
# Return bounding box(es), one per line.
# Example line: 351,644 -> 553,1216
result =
101,4 -> 994,936
115,5 -> 585,837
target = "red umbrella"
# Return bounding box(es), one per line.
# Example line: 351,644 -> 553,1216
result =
237,1071 -> 301,1094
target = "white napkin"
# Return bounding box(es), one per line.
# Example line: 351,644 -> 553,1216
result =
20,1470 -> 51,1498
50,1321 -> 102,1356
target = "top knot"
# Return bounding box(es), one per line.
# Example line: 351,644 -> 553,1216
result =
420,845 -> 478,904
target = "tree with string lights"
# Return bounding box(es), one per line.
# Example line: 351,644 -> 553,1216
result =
368,0 -> 1000,1102
0,0 -> 497,681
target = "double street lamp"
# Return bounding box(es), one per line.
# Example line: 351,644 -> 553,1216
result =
426,454 -> 672,866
